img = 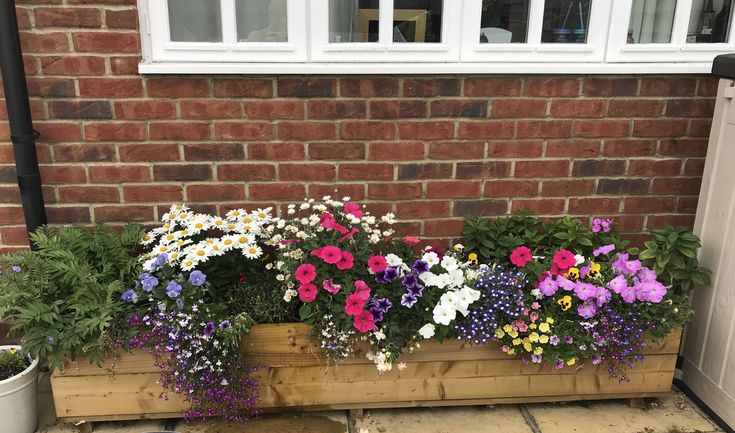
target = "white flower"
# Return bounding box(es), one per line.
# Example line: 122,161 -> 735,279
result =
448,268 -> 465,287
370,234 -> 381,243
530,288 -> 543,299
574,254 -> 585,266
373,330 -> 386,341
397,362 -> 407,371
419,272 -> 437,286
283,289 -> 297,302
418,323 -> 435,339
454,243 -> 464,250
242,244 -> 263,259
432,303 -> 457,326
385,253 -> 403,267
441,255 -> 459,271
440,291 -> 459,308
422,251 -> 440,267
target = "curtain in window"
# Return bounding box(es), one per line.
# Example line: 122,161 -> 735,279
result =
330,1 -> 361,42
629,0 -> 677,43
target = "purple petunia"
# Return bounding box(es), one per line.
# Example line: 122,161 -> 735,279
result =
636,280 -> 667,303
607,274 -> 628,294
593,244 -> 616,257
555,359 -> 565,369
383,266 -> 399,282
538,277 -> 559,297
577,300 -> 597,319
401,293 -> 418,308
595,287 -> 612,307
375,297 -> 392,313
565,335 -> 574,344
637,267 -> 657,283
574,282 -> 598,301
406,284 -> 425,297
402,274 -> 418,287
557,275 -> 576,291
219,320 -> 231,329
204,322 -> 216,337
411,260 -> 430,274
550,335 -> 560,345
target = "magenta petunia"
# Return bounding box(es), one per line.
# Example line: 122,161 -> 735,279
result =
353,310 -> 375,333
354,279 -> 371,300
336,250 -> 354,270
367,255 -> 388,273
295,263 -> 317,285
345,293 -> 365,315
343,202 -> 363,219
322,279 -> 342,295
510,246 -> 533,267
320,246 -> 343,264
297,283 -> 317,303
552,249 -> 576,270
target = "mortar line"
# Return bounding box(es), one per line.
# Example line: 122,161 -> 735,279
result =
520,404 -> 544,433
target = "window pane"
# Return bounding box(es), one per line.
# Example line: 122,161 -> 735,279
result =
393,0 -> 443,43
168,0 -> 222,42
330,0 -> 379,42
687,0 -> 732,43
628,0 -> 677,43
541,0 -> 592,43
236,0 -> 288,42
480,0 -> 530,43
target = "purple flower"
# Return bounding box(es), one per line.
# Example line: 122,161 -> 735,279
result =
402,274 -> 418,287
411,260 -> 430,274
401,293 -> 418,308
165,281 -> 182,298
11,266 -> 22,273
577,300 -> 597,319
46,335 -> 55,343
538,277 -> 559,297
204,322 -> 216,337
591,355 -> 602,365
407,283 -> 425,297
369,307 -> 384,323
579,266 -> 590,278
636,280 -> 667,303
555,359 -> 564,369
574,282 -> 598,301
637,267 -> 657,283
591,218 -> 603,233
607,275 -> 628,294
595,287 -> 611,307
550,335 -> 560,345
141,274 -> 159,292
623,259 -> 642,275
564,335 -> 574,344
557,276 -> 576,291
375,297 -> 393,313
153,253 -> 169,269
601,219 -> 611,232
383,266 -> 399,282
219,320 -> 231,329
620,285 -> 637,303
593,244 -> 616,257
121,289 -> 138,303
612,253 -> 629,275
188,270 -> 206,287
176,298 -> 184,309
531,354 -> 542,363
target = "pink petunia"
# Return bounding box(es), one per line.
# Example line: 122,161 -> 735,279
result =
367,255 -> 388,272
297,283 -> 317,302
510,246 -> 533,267
557,275 -> 576,291
339,228 -> 359,243
552,249 -> 576,270
620,285 -> 637,303
577,300 -> 597,319
331,222 -> 349,235
530,311 -> 539,323
607,274 -> 628,294
353,310 -> 375,333
345,293 -> 365,315
320,246 -> 343,264
574,282 -> 598,301
354,280 -> 371,300
322,279 -> 342,295
637,267 -> 658,283
595,287 -> 612,306
310,247 -> 325,259
636,281 -> 667,303
344,202 -> 363,219
593,244 -> 616,257
319,212 -> 336,229
336,251 -> 355,270
538,277 -> 559,297
295,263 -> 317,285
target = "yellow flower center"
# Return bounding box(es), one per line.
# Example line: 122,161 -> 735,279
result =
196,250 -> 205,256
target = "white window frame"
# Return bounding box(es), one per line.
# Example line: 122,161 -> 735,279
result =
461,0 -> 613,63
607,0 -> 735,63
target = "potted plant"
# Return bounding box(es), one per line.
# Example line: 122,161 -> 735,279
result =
0,345 -> 39,433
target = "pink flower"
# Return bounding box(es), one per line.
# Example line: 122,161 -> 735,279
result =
513,320 -> 529,332
531,302 -> 541,310
557,275 -> 576,291
345,293 -> 365,316
552,249 -> 576,270
353,310 -> 375,333
320,246 -> 343,264
336,251 -> 354,270
636,281 -> 667,303
403,236 -> 420,246
295,263 -> 316,285
574,282 -> 598,301
530,311 -> 539,323
577,300 -> 597,319
607,275 -> 628,294
331,222 -> 349,235
310,247 -> 325,259
339,228 -> 359,243
297,284 -> 317,302
510,246 -> 533,267
620,285 -> 637,303
344,202 -> 363,219
367,255 -> 387,273
595,287 -> 611,307
322,279 -> 342,295
320,212 -> 336,229
538,277 -> 559,297
354,280 -> 371,300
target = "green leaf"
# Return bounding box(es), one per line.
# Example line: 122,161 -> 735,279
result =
298,304 -> 313,321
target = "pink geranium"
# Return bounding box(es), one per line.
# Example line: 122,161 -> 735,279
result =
367,255 -> 387,272
510,246 -> 533,267
322,279 -> 342,295
354,280 -> 371,300
552,249 -> 576,270
295,263 -> 316,285
344,202 -> 363,218
297,283 -> 317,302
345,293 -> 365,316
353,310 -> 375,332
336,251 -> 354,270
320,246 -> 343,264
403,236 -> 420,246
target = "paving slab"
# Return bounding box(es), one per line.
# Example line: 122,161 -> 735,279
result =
526,392 -> 721,433
175,410 -> 349,433
354,405 -> 533,433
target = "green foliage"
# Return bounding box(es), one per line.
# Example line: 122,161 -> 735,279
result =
0,347 -> 28,380
0,223 -> 143,370
221,269 -> 299,325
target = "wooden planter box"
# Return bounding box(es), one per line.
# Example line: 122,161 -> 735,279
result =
50,323 -> 682,424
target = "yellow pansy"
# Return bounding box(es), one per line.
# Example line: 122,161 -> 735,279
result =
468,253 -> 478,265
523,341 -> 533,352
503,324 -> 513,333
565,267 -> 580,280
529,332 -> 540,343
512,338 -> 522,346
546,317 -> 554,324
539,323 -> 550,333
557,295 -> 573,311
508,329 -> 519,338
495,329 -> 505,338
566,358 -> 576,366
533,347 -> 543,355
588,262 -> 601,278
539,335 -> 549,344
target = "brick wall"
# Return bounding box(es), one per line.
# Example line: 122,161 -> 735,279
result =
0,1 -> 716,251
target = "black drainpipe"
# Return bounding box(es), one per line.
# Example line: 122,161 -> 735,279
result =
0,0 -> 47,249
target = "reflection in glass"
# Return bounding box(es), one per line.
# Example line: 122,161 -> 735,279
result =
687,0 -> 732,43
330,0 -> 379,42
393,0 -> 443,43
168,0 -> 222,42
541,0 -> 592,43
480,0 -> 530,43
236,0 -> 288,42
628,0 -> 677,43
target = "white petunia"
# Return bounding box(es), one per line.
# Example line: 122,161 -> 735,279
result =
373,330 -> 386,341
574,254 -> 585,266
441,255 -> 459,271
432,303 -> 457,326
283,289 -> 297,302
385,253 -> 403,267
422,251 -> 440,267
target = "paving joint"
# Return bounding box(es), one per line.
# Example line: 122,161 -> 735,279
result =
520,404 -> 544,433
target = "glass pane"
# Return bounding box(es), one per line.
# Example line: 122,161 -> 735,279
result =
687,0 -> 732,43
330,0 -> 379,42
393,0 -> 443,43
236,0 -> 288,42
168,0 -> 222,42
628,0 -> 677,43
541,0 -> 592,43
480,0 -> 530,43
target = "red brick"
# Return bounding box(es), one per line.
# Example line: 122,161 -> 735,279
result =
404,79 -> 460,97
339,163 -> 394,180
688,119 -> 712,137
542,179 -> 595,196
341,121 -> 396,140
122,185 -> 183,202
397,201 -> 450,218
308,100 -> 365,119
582,78 -> 639,97
106,9 -> 138,29
15,7 -> 31,29
652,178 -> 702,195
427,181 -> 480,198
46,206 -> 90,223
646,215 -> 696,230
19,32 -> 69,52
546,140 -> 601,157
368,142 -> 424,161
370,100 -> 427,118
597,179 -> 649,195
180,100 -> 241,119
551,100 -> 605,118
429,141 -> 484,159
456,162 -> 510,179
309,142 -> 365,160
278,122 -> 336,140
217,164 -> 275,181
34,122 -> 81,142
278,78 -> 335,97
184,143 -> 244,161
186,184 -> 245,202
512,199 -> 565,214
683,159 -> 706,176
573,159 -> 626,176
0,207 -> 24,225
279,164 -> 336,181
115,101 -> 176,120
368,183 -> 423,200
35,7 -> 101,27
245,101 -> 304,119
633,119 -> 688,137
607,100 -> 664,117
27,77 -> 75,97
85,123 -> 145,141
94,205 -> 152,222
624,197 -> 677,214
79,78 -> 143,97
50,101 -> 112,120
492,99 -> 547,118
666,99 -> 715,118
248,143 -> 304,160
517,120 -> 572,138
146,78 -> 209,98
249,183 -> 306,200
424,218 -> 465,237
214,122 -> 273,140
403,121 -> 456,140
0,187 -> 20,204
574,120 -> 630,138
640,78 -> 697,96
59,186 -> 118,203
629,160 -> 682,176
515,160 -> 569,178
464,78 -> 522,96
89,166 -> 150,183
119,144 -> 179,162
340,78 -> 399,97
697,78 -> 719,97
72,32 -> 139,53
568,198 -> 620,214
617,215 -> 645,232
110,56 -> 140,74
153,164 -> 212,181
603,139 -> 657,157
659,139 -> 708,157
525,78 -> 580,97
308,184 -> 366,201
54,143 -> 115,162
398,163 -> 452,180
488,140 -> 543,158
40,165 -> 86,184
0,227 -> 30,245
213,79 -> 273,98
453,200 -> 508,216
41,56 -> 106,75
677,196 -> 700,213
430,100 -> 487,118
484,180 -> 538,197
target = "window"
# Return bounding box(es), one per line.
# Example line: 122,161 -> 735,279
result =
137,0 -> 735,73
